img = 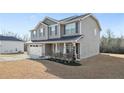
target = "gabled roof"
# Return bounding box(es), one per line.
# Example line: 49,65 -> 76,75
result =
0,35 -> 23,42
42,16 -> 58,23
59,13 -> 91,22
31,35 -> 83,43
59,13 -> 101,31
42,16 -> 58,25
59,15 -> 79,22
30,13 -> 101,31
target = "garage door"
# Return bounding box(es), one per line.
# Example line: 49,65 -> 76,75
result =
29,45 -> 42,57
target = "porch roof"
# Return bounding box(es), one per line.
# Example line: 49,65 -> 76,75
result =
29,35 -> 83,44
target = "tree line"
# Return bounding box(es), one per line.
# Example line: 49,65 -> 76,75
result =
100,29 -> 124,54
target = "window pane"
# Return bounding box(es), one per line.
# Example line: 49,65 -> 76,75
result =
65,23 -> 76,35
51,26 -> 55,31
33,31 -> 36,37
39,28 -> 44,37
76,22 -> 79,33
55,26 -> 57,35
40,28 -> 43,33
43,28 -> 45,36
49,25 -> 57,36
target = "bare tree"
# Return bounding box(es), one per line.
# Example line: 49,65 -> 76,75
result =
100,29 -> 124,54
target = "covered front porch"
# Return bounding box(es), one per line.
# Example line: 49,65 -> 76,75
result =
27,35 -> 83,62
44,42 -> 80,61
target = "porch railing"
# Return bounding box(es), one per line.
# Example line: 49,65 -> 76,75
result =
46,52 -> 80,62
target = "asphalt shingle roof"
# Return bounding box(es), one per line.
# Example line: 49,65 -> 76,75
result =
0,35 -> 23,41
59,13 -> 91,22
31,35 -> 82,42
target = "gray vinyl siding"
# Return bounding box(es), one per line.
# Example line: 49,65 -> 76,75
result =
79,16 -> 100,59
31,24 -> 48,40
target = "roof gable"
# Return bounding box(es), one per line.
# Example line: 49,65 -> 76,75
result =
42,16 -> 58,25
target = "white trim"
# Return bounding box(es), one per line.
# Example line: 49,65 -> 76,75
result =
42,16 -> 58,23
63,43 -> 66,54
30,22 -> 47,31
80,13 -> 92,20
79,21 -> 81,34
27,40 -> 77,44
75,35 -> 84,42
55,43 -> 58,53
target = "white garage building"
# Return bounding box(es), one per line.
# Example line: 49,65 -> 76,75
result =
0,35 -> 24,54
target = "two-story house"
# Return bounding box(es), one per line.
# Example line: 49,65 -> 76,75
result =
27,13 -> 101,61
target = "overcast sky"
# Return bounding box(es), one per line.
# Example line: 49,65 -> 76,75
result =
0,13 -> 124,37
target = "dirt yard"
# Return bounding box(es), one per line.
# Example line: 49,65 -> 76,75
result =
0,53 -> 29,62
0,53 -> 124,79
0,60 -> 59,79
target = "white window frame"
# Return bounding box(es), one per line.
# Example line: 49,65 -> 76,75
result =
40,28 -> 44,37
65,23 -> 76,35
48,24 -> 57,36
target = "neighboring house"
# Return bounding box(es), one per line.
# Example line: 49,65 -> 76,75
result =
0,35 -> 24,54
120,39 -> 124,48
27,13 -> 101,61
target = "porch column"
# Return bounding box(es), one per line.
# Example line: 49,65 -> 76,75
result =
73,42 -> 76,59
44,44 -> 45,56
55,43 -> 58,53
63,43 -> 66,54
79,21 -> 81,34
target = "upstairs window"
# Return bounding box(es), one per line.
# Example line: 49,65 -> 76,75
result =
39,28 -> 45,37
76,22 -> 79,33
43,28 -> 45,36
49,27 -> 52,36
33,31 -> 36,37
51,26 -> 55,32
39,28 -> 43,37
49,25 -> 57,36
55,26 -> 57,35
65,23 -> 76,35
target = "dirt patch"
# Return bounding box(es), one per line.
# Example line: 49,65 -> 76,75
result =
0,53 -> 124,79
36,54 -> 124,79
0,60 -> 59,79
